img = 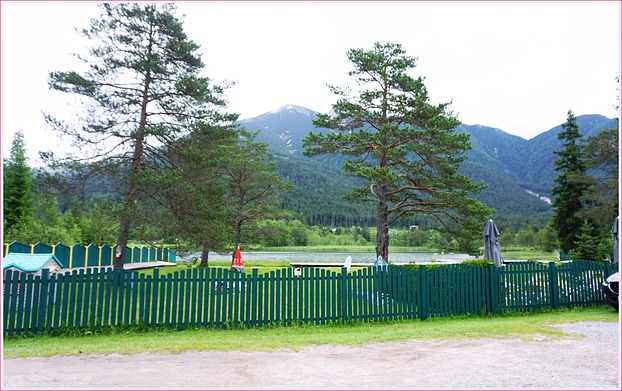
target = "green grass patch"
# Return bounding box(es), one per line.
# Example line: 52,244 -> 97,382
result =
502,248 -> 558,261
4,305 -> 617,358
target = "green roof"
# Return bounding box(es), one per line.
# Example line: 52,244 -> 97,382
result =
2,253 -> 64,272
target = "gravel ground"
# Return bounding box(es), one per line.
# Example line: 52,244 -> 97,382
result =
2,321 -> 620,390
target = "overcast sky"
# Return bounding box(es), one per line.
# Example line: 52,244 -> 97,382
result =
2,1 -> 620,165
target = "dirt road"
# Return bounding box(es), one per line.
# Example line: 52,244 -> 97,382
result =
3,321 -> 620,390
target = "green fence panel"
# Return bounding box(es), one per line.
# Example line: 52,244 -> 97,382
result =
71,245 -> 86,268
45,271 -> 59,331
162,272 -> 172,326
184,269 -> 193,327
120,246 -> 131,264
99,246 -> 112,267
33,242 -> 53,254
418,265 -> 429,320
72,269 -> 84,328
130,247 -> 139,264
86,245 -> 99,267
8,241 -> 31,254
3,270 -> 18,335
140,248 -> 148,263
52,244 -> 70,268
26,274 -> 39,334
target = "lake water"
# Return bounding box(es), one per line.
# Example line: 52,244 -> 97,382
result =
192,251 -> 475,264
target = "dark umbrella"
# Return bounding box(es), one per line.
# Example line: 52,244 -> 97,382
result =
612,216 -> 619,264
484,219 -> 503,267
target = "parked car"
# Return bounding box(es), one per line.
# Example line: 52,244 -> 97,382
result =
603,272 -> 619,311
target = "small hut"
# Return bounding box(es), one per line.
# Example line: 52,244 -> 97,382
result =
2,253 -> 64,277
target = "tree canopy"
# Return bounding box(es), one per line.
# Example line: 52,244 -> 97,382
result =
223,128 -> 291,255
3,131 -> 34,233
303,42 -> 492,260
551,109 -> 588,252
45,3 -> 236,268
579,127 -> 619,236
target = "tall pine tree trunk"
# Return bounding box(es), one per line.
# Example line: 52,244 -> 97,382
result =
115,44 -> 151,269
114,214 -> 130,269
200,246 -> 210,268
200,237 -> 211,268
233,216 -> 243,267
375,184 -> 390,262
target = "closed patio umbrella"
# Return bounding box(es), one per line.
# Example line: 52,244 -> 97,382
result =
612,216 -> 619,264
344,255 -> 352,272
484,219 -> 503,267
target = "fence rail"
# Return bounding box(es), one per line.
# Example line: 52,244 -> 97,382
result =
2,261 -> 617,336
3,241 -> 176,268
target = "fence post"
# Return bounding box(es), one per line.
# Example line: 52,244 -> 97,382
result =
418,265 -> 429,320
37,269 -> 50,334
549,262 -> 559,309
488,263 -> 499,314
251,268 -> 259,327
151,268 -> 160,329
604,261 -> 612,279
340,267 -> 348,322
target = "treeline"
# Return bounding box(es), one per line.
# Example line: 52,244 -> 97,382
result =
4,121 -> 616,261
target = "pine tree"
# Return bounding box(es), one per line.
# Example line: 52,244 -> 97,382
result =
157,122 -> 238,267
303,42 -> 492,260
573,219 -> 599,261
3,131 -> 34,232
223,129 -> 291,259
45,4 -> 236,268
551,110 -> 588,253
579,127 -> 619,236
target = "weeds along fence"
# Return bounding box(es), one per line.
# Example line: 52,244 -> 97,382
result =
2,261 -> 617,336
3,241 -> 176,268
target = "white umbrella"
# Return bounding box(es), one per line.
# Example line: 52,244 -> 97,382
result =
484,219 -> 503,267
344,256 -> 352,272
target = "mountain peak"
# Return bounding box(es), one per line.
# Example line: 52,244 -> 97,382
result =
269,104 -> 316,117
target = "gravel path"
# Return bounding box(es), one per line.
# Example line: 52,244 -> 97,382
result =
3,321 -> 620,390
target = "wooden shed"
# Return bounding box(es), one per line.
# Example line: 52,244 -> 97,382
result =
2,253 -> 64,277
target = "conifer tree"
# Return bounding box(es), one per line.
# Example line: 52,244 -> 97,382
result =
157,123 -> 238,267
304,42 -> 492,260
573,219 -> 599,261
579,127 -> 619,236
223,129 -> 291,257
551,110 -> 588,253
45,3 -> 236,268
3,131 -> 34,232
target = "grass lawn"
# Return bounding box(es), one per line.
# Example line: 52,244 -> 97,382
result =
3,305 -> 618,358
501,248 -> 558,261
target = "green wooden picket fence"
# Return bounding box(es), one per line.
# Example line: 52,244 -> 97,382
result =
2,261 -> 616,336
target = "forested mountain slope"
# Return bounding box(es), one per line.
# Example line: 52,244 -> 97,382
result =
239,105 -> 618,229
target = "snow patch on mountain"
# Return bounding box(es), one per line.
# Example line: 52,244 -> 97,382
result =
279,131 -> 296,154
270,104 -> 316,117
524,189 -> 551,204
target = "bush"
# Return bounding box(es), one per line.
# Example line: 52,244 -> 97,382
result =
462,259 -> 496,268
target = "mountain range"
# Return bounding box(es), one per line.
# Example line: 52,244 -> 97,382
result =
239,104 -> 618,229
